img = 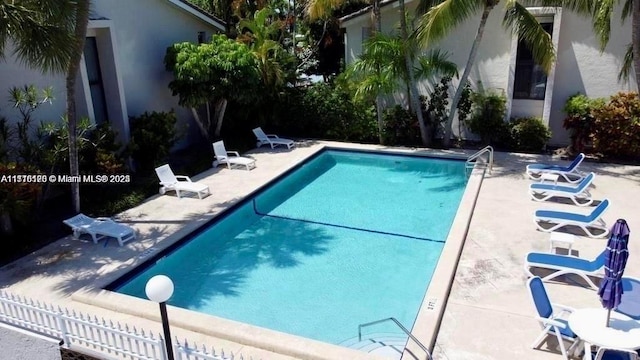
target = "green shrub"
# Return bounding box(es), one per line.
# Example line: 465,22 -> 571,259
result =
128,111 -> 179,174
563,94 -> 605,153
421,76 -> 451,145
81,124 -> 126,174
0,162 -> 42,235
466,90 -> 508,146
509,117 -> 551,152
382,105 -> 420,146
591,92 -> 640,158
271,83 -> 377,143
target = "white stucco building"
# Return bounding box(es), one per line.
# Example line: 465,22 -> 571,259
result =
340,1 -> 635,146
0,0 -> 224,145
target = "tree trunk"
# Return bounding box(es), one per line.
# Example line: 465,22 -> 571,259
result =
442,4 -> 494,148
65,0 -> 90,213
633,0 -> 640,95
213,98 -> 228,138
190,107 -> 210,138
372,0 -> 382,32
398,0 -> 430,146
376,96 -> 385,144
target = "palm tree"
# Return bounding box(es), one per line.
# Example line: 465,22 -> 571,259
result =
397,3 -> 432,145
0,1 -> 88,212
238,7 -> 291,89
344,32 -> 457,143
66,0 -> 91,213
416,0 -> 556,148
0,1 -> 75,73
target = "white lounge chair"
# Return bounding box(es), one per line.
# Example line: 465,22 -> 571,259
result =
154,164 -> 210,199
252,127 -> 294,149
525,249 -> 606,290
63,213 -> 136,246
212,141 -> 256,170
534,199 -> 610,238
527,276 -> 582,360
526,153 -> 586,183
529,172 -> 595,206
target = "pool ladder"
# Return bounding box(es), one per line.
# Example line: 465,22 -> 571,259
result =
466,145 -> 493,176
358,317 -> 433,360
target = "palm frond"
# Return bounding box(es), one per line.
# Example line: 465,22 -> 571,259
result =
416,0 -> 447,15
622,0 -> 632,22
592,0 -> 615,50
414,49 -> 458,79
503,1 -> 555,73
0,1 -> 75,73
305,0 -> 345,20
415,0 -> 484,47
618,42 -> 633,82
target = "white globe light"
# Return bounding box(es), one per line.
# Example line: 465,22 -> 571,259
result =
145,275 -> 174,303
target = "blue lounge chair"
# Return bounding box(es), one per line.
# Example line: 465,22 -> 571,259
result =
524,250 -> 606,290
529,172 -> 595,206
527,276 -> 581,360
534,199 -> 610,238
527,153 -> 586,183
616,277 -> 640,320
586,346 -> 639,360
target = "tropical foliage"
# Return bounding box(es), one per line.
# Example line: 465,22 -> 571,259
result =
466,89 -> 508,146
507,117 -> 551,152
271,83 -> 377,142
563,93 -> 605,153
591,92 -> 640,158
341,32 -> 457,144
416,0 -> 556,147
0,0 -> 76,72
128,111 -> 180,174
165,35 -> 261,139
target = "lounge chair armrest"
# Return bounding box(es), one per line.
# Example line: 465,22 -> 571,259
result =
227,151 -> 240,157
175,175 -> 192,182
95,217 -> 115,222
551,303 -> 575,313
266,134 -> 280,138
537,317 -> 568,329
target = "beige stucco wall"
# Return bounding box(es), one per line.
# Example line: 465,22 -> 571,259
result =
342,3 -> 635,146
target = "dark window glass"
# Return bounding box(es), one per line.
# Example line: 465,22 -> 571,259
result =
83,37 -> 108,125
513,22 -> 553,100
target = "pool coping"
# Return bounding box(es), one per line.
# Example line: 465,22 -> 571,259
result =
73,143 -> 486,360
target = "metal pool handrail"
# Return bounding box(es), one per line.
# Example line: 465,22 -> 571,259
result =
358,317 -> 433,360
466,145 -> 494,175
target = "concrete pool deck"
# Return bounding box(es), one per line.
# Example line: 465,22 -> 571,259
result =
0,141 -> 639,360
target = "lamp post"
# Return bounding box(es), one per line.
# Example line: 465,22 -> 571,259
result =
145,275 -> 175,360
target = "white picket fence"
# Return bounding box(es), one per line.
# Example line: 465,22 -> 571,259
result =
0,291 -> 255,360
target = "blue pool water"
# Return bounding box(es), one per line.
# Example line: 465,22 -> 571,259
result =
114,150 -> 468,345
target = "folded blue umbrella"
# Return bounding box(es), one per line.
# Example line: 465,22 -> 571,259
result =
598,219 -> 630,327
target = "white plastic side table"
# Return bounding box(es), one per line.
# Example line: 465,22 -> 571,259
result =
549,232 -> 576,253
540,173 -> 559,184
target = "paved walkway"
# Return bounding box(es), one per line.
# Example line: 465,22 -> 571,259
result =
432,151 -> 640,360
0,143 -> 639,360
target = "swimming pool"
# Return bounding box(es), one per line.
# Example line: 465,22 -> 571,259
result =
111,149 -> 468,346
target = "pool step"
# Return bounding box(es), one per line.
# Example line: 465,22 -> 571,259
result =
340,332 -> 408,359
